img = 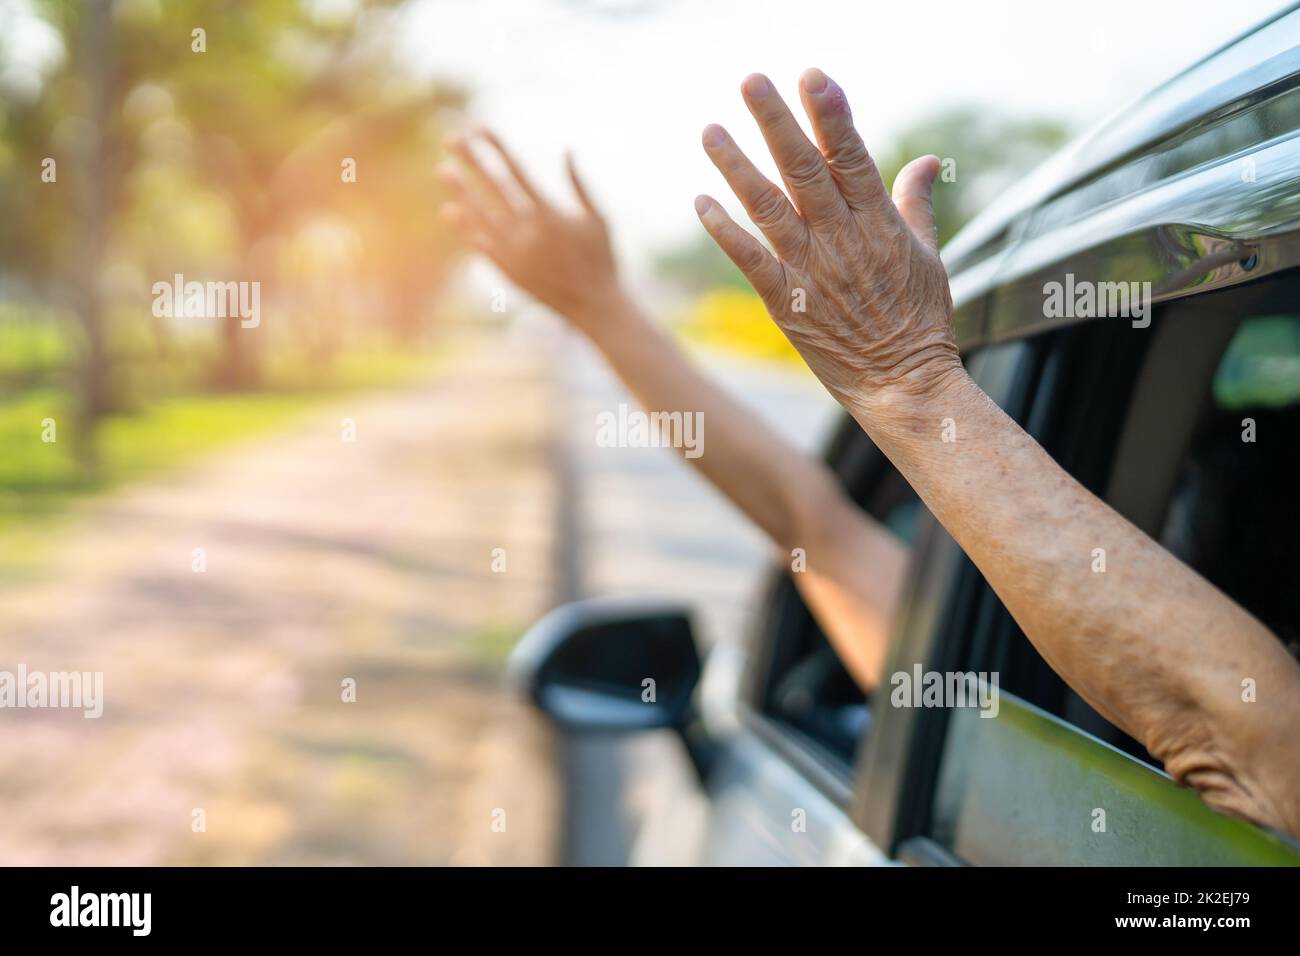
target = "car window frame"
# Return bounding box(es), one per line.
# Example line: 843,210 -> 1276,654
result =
849,339 -> 1038,848
917,272 -> 1300,864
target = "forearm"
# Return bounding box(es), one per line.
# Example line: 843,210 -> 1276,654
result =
581,290 -> 842,549
854,369 -> 1300,828
577,291 -> 905,688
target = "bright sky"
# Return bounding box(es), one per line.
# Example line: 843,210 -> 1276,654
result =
399,0 -> 1292,274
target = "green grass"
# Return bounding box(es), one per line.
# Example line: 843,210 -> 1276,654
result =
0,344 -> 446,538
0,321 -> 70,386
0,304 -> 452,559
464,622 -> 525,666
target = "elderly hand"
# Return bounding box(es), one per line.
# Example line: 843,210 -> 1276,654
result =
696,69 -> 963,420
440,131 -> 624,330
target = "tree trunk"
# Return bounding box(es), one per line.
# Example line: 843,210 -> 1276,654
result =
213,213 -> 267,391
72,0 -> 115,464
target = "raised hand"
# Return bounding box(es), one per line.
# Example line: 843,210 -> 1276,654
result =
695,69 -> 962,419
440,131 -> 624,330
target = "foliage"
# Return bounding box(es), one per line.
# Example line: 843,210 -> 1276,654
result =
0,0 -> 465,408
0,333 -> 444,533
658,106 -> 1072,362
873,106 -> 1071,247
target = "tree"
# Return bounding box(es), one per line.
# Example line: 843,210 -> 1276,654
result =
0,0 -> 465,417
872,107 -> 1071,248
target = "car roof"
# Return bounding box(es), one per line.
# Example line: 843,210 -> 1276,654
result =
944,3 -> 1300,290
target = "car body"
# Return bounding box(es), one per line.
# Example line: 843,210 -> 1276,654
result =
511,4 -> 1300,866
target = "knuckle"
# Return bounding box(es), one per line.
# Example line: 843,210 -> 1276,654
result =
829,137 -> 875,177
738,248 -> 764,278
749,186 -> 790,229
783,149 -> 828,190
785,229 -> 812,266
738,244 -> 770,277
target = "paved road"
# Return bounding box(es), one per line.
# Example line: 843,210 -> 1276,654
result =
548,322 -> 841,865
559,327 -> 841,641
0,315 -> 837,867
0,328 -> 561,865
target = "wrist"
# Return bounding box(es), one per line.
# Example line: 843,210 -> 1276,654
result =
572,285 -> 646,346
845,355 -> 977,447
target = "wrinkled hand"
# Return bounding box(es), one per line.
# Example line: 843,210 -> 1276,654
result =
440,131 -> 623,330
696,69 -> 961,417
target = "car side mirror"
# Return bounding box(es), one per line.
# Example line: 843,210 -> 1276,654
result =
508,598 -> 702,733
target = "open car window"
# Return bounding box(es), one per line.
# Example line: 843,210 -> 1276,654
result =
975,289 -> 1300,765
753,344 -> 1028,767
759,453 -> 921,765
1163,313 -> 1300,659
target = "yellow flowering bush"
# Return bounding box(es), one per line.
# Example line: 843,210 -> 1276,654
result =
676,288 -> 804,366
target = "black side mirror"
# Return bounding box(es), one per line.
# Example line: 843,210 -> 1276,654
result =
508,598 -> 702,733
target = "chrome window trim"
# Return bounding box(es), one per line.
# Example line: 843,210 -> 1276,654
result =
944,6 -> 1300,337
738,708 -> 856,809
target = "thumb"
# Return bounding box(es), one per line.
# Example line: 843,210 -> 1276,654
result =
892,155 -> 941,254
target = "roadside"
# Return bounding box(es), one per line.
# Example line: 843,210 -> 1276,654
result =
551,324 -> 841,864
561,327 -> 841,647
0,326 -> 559,865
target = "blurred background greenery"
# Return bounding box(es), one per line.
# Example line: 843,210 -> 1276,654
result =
0,0 -> 463,528
0,0 -> 1070,530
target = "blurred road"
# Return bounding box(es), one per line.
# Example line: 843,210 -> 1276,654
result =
0,329 -> 561,865
558,325 -> 840,642
548,319 -> 841,865
0,318 -> 836,866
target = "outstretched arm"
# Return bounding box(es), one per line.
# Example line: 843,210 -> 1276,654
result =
440,131 -> 907,689
694,68 -> 1300,835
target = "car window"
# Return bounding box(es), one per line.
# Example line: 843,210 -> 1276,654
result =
754,344 -> 1028,767
756,426 -> 922,766
969,317 -> 1152,756
1163,314 -> 1300,658
972,301 -> 1300,763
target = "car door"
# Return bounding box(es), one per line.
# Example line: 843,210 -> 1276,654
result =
899,273 -> 1300,865
692,417 -> 909,866
694,340 -> 1034,865
850,340 -> 1040,860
